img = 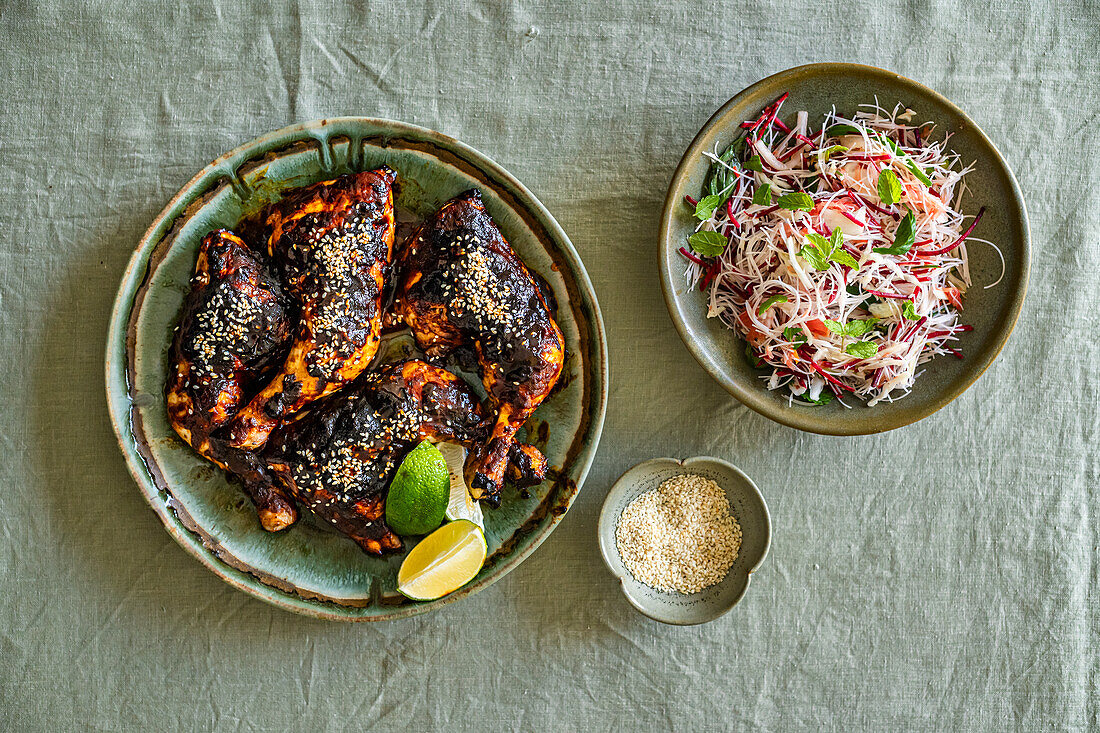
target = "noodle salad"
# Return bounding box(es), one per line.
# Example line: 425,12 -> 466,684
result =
680,93 -> 1003,406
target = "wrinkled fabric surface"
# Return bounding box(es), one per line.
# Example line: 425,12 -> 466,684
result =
1,1 -> 1098,730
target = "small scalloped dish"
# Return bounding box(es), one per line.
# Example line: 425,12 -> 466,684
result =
598,457 -> 770,625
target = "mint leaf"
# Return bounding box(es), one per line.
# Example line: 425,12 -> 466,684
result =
845,341 -> 879,359
821,144 -> 848,162
759,294 -> 788,314
803,390 -> 834,405
806,232 -> 829,250
799,245 -> 829,271
828,228 -> 843,255
829,249 -> 859,269
845,318 -> 879,337
745,155 -> 764,172
873,211 -> 916,256
825,317 -> 879,338
688,230 -> 727,257
694,194 -> 722,221
778,192 -> 814,211
783,326 -> 806,344
877,169 -> 902,206
881,135 -> 933,186
902,300 -> 919,320
752,183 -> 772,206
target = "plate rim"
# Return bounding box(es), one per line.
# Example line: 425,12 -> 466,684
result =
104,117 -> 608,621
657,62 -> 1031,435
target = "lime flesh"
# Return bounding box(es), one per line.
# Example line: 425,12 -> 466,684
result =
398,519 -> 487,601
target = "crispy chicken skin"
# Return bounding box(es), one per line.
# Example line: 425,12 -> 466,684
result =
165,229 -> 298,531
228,167 -> 398,451
265,360 -> 490,555
393,190 -> 564,505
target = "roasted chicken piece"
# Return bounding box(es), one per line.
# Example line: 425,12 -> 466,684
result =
265,360 -> 490,555
165,229 -> 299,531
394,190 -> 565,505
228,167 -> 398,450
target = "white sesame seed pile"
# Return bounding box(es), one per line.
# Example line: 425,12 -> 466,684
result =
615,473 -> 741,594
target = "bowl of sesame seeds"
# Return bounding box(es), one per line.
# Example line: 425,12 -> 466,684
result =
598,456 -> 770,625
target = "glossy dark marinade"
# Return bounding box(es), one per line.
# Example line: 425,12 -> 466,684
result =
227,167 -> 397,451
394,189 -> 564,505
165,229 -> 298,530
265,360 -> 489,555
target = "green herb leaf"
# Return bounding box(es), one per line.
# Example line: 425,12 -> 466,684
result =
803,390 -> 834,405
745,155 -> 764,172
902,300 -> 919,320
845,318 -> 879,337
752,183 -> 772,206
829,249 -> 859,269
798,245 -> 829,271
880,135 -> 933,186
759,294 -> 788,314
705,141 -> 741,198
845,341 -> 879,359
694,194 -> 722,221
826,123 -> 863,137
778,191 -> 814,211
824,317 -> 879,338
821,145 -> 849,162
877,169 -> 902,206
873,211 -> 916,256
688,230 -> 727,257
783,326 -> 806,344
744,343 -> 764,369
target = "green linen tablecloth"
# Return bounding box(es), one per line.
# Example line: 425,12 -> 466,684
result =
1,1 -> 1097,730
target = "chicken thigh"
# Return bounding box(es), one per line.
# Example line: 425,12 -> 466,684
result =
393,190 -> 564,505
165,229 -> 298,531
228,167 -> 397,450
265,360 -> 490,555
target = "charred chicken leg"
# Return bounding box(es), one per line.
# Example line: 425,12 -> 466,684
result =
394,190 -> 565,505
265,360 -> 490,555
228,167 -> 398,450
165,229 -> 298,531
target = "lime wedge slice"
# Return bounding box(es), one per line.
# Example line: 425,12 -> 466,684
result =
437,442 -> 484,529
398,519 -> 487,601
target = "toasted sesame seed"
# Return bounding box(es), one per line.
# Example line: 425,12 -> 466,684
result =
615,474 -> 742,594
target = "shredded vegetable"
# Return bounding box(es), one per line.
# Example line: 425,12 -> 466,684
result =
681,95 -> 1002,406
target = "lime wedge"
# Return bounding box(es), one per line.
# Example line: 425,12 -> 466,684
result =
437,442 -> 484,529
385,440 -> 449,536
398,519 -> 487,601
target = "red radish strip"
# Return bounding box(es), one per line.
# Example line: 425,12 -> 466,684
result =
866,289 -> 908,300
801,354 -> 856,392
919,207 -> 986,256
946,348 -> 964,359
848,191 -> 898,218
685,195 -> 698,207
678,247 -> 708,266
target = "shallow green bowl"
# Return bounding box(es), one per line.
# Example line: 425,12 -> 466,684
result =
105,118 -> 607,621
659,63 -> 1029,435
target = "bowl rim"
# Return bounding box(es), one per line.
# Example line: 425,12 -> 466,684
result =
658,62 -> 1031,435
104,116 -> 608,621
597,455 -> 771,625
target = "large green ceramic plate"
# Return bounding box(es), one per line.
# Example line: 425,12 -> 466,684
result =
105,119 -> 607,621
659,64 -> 1029,435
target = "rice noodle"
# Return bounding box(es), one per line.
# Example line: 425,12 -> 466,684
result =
681,96 -> 1003,406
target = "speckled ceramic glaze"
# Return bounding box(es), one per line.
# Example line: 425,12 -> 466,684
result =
659,63 -> 1030,435
105,119 -> 607,621
598,457 -> 770,625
